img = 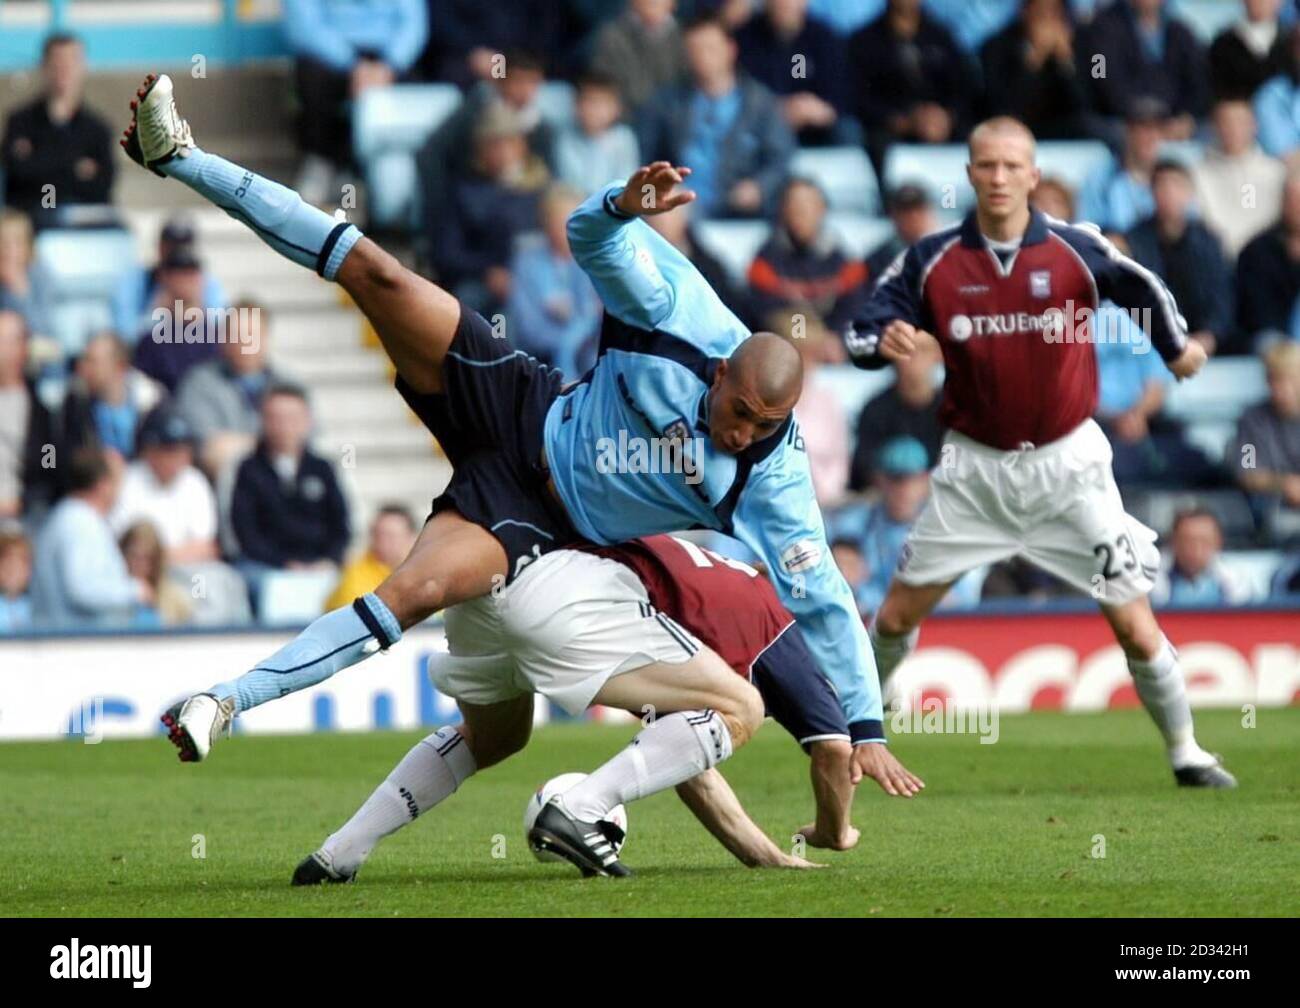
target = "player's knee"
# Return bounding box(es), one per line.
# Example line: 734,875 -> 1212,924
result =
810,738 -> 852,773
874,600 -> 918,638
718,682 -> 764,748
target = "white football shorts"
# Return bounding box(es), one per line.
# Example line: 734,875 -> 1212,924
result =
897,418 -> 1160,604
428,549 -> 702,714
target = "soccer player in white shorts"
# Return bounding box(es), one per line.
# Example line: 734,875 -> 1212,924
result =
845,116 -> 1235,788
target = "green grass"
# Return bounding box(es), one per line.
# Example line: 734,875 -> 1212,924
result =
2,709 -> 1297,917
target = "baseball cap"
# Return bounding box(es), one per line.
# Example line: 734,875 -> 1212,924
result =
1125,96 -> 1170,125
876,436 -> 929,478
137,407 -> 195,451
160,217 -> 197,246
160,245 -> 202,271
889,183 -> 931,212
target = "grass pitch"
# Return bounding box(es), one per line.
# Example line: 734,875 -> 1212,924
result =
3,709 -> 1296,917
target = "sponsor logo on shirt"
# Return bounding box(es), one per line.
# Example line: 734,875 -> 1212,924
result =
781,539 -> 822,574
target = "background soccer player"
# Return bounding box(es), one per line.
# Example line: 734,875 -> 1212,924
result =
846,116 -> 1234,788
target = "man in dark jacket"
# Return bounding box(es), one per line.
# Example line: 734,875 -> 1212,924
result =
230,383 -> 349,577
1208,0 -> 1290,101
1079,0 -> 1209,139
638,14 -> 794,219
0,309 -> 59,523
1,34 -> 114,227
1236,169 -> 1300,352
979,0 -> 1088,139
1125,160 -> 1233,356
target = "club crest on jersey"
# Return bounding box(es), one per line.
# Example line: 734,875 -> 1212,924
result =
781,539 -> 822,574
1029,270 -> 1051,298
662,417 -> 690,446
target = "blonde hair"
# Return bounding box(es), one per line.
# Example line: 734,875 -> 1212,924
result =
0,209 -> 33,256
1263,340 -> 1300,380
968,116 -> 1038,162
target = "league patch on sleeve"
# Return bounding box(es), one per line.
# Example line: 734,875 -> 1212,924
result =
781,540 -> 823,574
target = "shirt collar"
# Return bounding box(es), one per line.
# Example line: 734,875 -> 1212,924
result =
960,207 -> 1049,249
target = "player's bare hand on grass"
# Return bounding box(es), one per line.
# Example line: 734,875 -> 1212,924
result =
615,162 -> 696,217
853,743 -> 925,797
795,823 -> 861,851
1169,340 -> 1207,381
879,320 -> 938,364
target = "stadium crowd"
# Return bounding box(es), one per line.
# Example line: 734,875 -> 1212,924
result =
2,0 -> 1300,634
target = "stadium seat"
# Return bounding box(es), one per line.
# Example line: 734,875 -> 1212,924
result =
1177,0 -> 1240,44
882,144 -> 973,213
352,84 -> 462,229
790,146 -> 881,214
692,219 -> 771,286
257,569 -> 341,627
1157,139 -> 1204,167
33,227 -> 138,357
1218,550 -> 1282,602
817,363 -> 898,428
825,212 -> 895,260
1035,140 -> 1114,197
1164,357 -> 1267,425
537,81 -> 577,129
1127,488 -> 1258,547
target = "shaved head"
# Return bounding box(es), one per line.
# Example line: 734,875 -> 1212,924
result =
968,116 -> 1036,162
707,332 -> 803,454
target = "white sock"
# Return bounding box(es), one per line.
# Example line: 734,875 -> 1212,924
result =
869,617 -> 918,690
561,710 -> 733,822
1128,639 -> 1214,769
319,726 -> 476,876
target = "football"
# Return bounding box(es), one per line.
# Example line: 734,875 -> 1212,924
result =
522,772 -> 628,863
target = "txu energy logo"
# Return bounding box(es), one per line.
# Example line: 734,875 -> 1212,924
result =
595,428 -> 705,485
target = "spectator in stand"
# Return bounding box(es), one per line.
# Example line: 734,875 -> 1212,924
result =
1126,160 -> 1235,357
864,182 -> 939,281
747,177 -> 867,329
1077,97 -> 1165,232
61,331 -> 163,462
849,336 -> 942,490
1,34 -> 114,227
230,384 -> 349,587
1078,0 -> 1208,142
980,556 -> 1075,602
432,104 -> 549,314
1236,170 -> 1300,350
553,73 -> 641,197
1210,0 -> 1290,102
282,0 -> 428,206
418,49 -> 554,232
506,185 -> 602,379
847,0 -> 973,163
646,202 -> 758,326
324,504 -> 418,611
829,535 -> 874,615
130,245 -> 222,393
112,218 -> 226,347
1152,508 -> 1247,605
174,302 -> 283,478
1230,340 -> 1300,524
979,0 -> 1088,140
0,210 -> 50,340
1254,24 -> 1300,161
0,310 -> 58,523
772,309 -> 848,506
110,408 -> 219,568
735,0 -> 855,146
0,530 -> 33,633
808,0 -> 882,37
30,448 -> 150,629
638,14 -> 794,219
590,0 -> 688,118
422,0 -> 563,87
1192,98 -> 1286,259
119,520 -> 193,628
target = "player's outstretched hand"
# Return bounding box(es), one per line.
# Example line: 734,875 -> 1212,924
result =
852,742 -> 925,797
615,161 -> 697,217
1168,339 -> 1207,382
795,823 -> 861,851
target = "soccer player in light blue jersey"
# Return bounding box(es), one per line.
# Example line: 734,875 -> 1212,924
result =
123,74 -> 921,826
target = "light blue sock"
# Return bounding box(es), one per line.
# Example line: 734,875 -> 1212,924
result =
209,594 -> 402,714
162,148 -> 362,280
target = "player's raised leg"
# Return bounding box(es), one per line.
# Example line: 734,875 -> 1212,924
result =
868,579 -> 953,688
165,509 -> 507,762
294,693 -> 534,884
1100,597 -> 1236,788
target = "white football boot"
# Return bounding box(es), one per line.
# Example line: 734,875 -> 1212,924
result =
161,693 -> 235,763
120,73 -> 194,176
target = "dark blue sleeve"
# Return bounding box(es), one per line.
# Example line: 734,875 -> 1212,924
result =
844,242 -> 926,370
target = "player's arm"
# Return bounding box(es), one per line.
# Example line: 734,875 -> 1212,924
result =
732,444 -> 924,797
566,163 -> 730,335
1068,224 -> 1205,380
844,244 -> 931,369
675,769 -> 820,869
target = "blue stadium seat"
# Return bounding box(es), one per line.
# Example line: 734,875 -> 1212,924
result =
1218,550 -> 1282,602
1035,140 -> 1114,198
1126,488 -> 1258,546
352,84 -> 462,229
826,212 -> 895,260
1164,357 -> 1267,424
257,569 -> 340,627
1176,0 -> 1240,44
1157,139 -> 1205,167
537,81 -> 577,129
818,363 -> 898,429
33,227 -> 138,356
692,219 -> 771,285
791,146 -> 880,214
882,144 -> 973,213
